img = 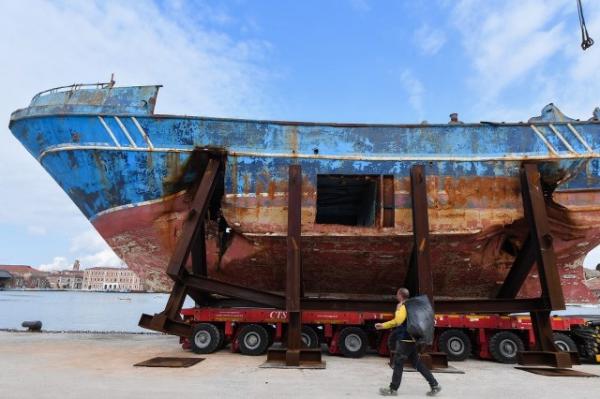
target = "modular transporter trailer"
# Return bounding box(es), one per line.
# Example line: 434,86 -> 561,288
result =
179,306 -> 600,364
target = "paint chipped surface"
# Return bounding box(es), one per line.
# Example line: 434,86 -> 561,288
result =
8,85 -> 600,302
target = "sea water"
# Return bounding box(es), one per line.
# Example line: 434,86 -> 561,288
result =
0,290 -> 598,332
0,290 -> 193,332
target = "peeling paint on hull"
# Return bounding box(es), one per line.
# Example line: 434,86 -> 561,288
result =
92,189 -> 599,302
9,85 -> 600,303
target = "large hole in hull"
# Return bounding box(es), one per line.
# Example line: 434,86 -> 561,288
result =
315,175 -> 379,226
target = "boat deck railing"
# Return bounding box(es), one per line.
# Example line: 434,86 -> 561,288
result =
31,79 -> 116,102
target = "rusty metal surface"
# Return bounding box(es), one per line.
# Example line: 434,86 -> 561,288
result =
530,311 -> 560,352
520,164 -> 565,309
8,86 -> 600,302
286,165 -> 302,356
404,165 -> 434,302
11,84 -> 160,120
134,357 -> 204,368
514,367 -> 598,377
517,351 -> 574,369
166,155 -> 222,278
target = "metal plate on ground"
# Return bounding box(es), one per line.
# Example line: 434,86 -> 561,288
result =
134,357 -> 205,368
260,360 -> 327,369
515,367 -> 598,377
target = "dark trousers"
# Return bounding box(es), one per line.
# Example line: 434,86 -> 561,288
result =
390,340 -> 438,391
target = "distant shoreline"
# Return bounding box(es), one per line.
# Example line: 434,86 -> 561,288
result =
0,288 -> 168,294
0,328 -> 160,335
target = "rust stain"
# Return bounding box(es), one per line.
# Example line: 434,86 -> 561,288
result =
287,125 -> 299,155
268,181 -> 276,200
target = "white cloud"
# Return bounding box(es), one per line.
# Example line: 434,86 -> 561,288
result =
79,248 -> 124,268
27,225 -> 47,236
39,256 -> 70,271
414,24 -> 446,55
399,70 -> 425,120
451,0 -> 570,107
70,230 -> 124,269
0,1 -> 274,267
38,230 -> 124,271
446,0 -> 600,123
70,230 -> 111,254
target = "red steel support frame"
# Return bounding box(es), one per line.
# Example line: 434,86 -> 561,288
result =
139,150 -> 225,337
404,165 -> 434,303
498,164 -> 572,368
287,164 -> 302,363
139,155 -> 572,370
402,165 -> 447,369
265,165 -> 324,367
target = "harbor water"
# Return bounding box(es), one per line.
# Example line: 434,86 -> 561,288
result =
1,290 -> 599,333
0,290 -> 193,332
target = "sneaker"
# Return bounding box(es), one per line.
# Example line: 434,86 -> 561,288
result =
379,387 -> 398,396
426,384 -> 442,396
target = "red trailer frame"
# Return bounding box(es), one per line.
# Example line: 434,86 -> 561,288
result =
180,306 -> 595,362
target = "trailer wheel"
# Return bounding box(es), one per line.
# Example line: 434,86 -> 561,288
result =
190,323 -> 221,354
553,332 -> 577,352
338,327 -> 368,358
237,324 -> 269,356
216,325 -> 226,349
438,329 -> 472,361
489,331 -> 524,363
301,326 -> 320,349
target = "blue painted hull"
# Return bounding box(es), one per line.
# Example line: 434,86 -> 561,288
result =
8,84 -> 600,301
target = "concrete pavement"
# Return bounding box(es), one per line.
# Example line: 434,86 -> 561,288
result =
1,332 -> 599,399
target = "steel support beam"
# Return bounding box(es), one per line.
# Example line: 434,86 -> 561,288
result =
518,311 -> 572,368
183,273 -> 285,308
530,310 -> 558,351
404,165 -> 434,303
497,235 -> 536,298
139,151 -> 225,336
266,165 -> 323,367
286,165 -> 302,365
520,164 -> 565,309
400,165 -> 445,367
191,222 -> 207,277
513,164 -> 571,368
166,156 -> 222,278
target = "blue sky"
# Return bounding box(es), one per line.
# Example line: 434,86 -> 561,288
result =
1,0 -> 600,270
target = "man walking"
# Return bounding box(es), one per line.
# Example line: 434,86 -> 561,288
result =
375,287 -> 441,396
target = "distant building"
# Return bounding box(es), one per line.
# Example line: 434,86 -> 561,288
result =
83,267 -> 143,292
47,270 -> 84,289
0,265 -> 50,289
46,260 -> 84,289
0,270 -> 12,288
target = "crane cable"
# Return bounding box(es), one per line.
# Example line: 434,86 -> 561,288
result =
577,0 -> 594,50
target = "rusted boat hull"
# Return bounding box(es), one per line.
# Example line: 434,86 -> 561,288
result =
91,178 -> 599,302
9,84 -> 600,303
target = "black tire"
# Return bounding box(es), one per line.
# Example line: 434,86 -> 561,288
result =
438,329 -> 472,361
301,326 -> 320,349
237,324 -> 269,356
338,327 -> 369,358
216,324 -> 226,349
553,332 -> 577,352
489,331 -> 525,364
190,323 -> 221,354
